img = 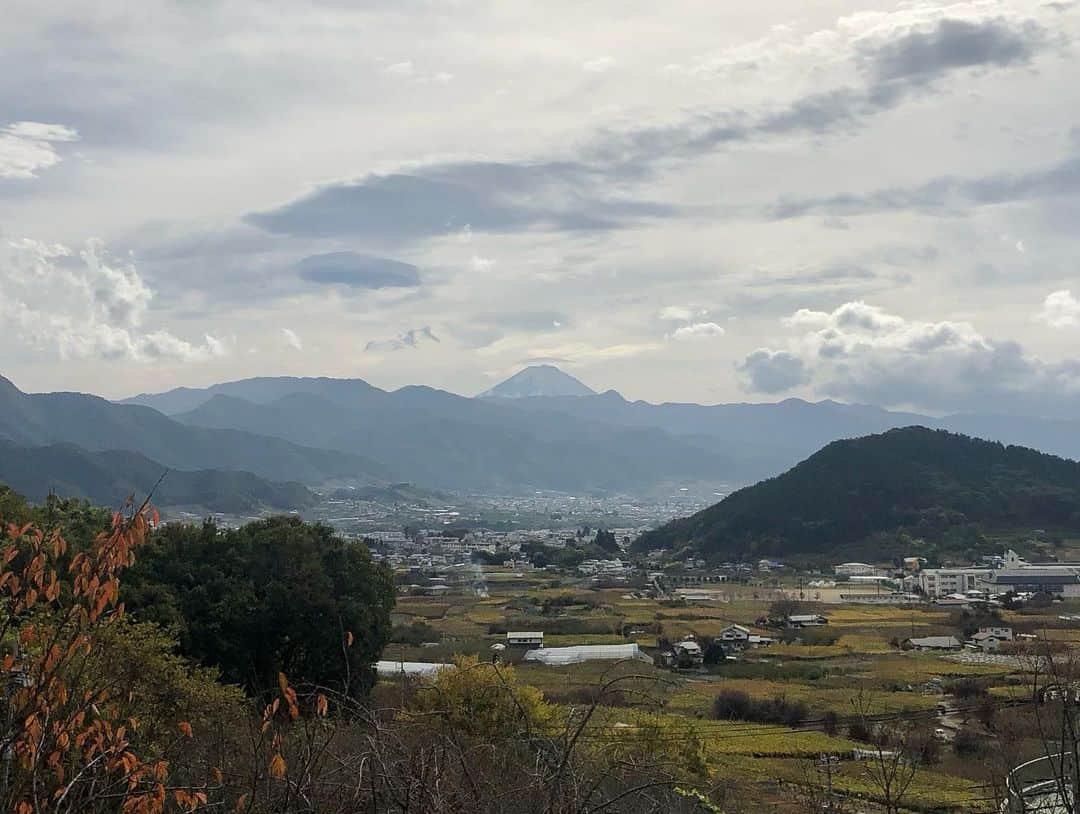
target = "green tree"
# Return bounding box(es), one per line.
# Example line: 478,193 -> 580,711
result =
124,516 -> 395,696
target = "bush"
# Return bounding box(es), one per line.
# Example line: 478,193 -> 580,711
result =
711,690 -> 809,726
391,620 -> 440,645
953,728 -> 986,757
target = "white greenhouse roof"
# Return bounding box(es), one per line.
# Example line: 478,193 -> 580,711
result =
522,644 -> 653,666
375,660 -> 453,679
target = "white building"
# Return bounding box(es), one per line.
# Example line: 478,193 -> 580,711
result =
835,562 -> 879,577
917,567 -> 993,597
506,631 -> 544,648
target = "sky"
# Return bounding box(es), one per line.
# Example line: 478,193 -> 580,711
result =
1,0 -> 1079,416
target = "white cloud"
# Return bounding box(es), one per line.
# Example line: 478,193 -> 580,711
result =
469,254 -> 495,272
670,322 -> 726,340
382,61 -> 414,77
740,301 -> 1080,414
582,56 -> 615,73
281,328 -> 303,350
0,121 -> 79,179
1038,290 -> 1080,328
659,305 -> 695,321
365,326 -> 439,352
0,238 -> 225,362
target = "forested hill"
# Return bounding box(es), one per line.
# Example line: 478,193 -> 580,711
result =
0,441 -> 316,514
634,427 -> 1080,559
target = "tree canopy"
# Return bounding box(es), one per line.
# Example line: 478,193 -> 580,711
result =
123,516 -> 395,696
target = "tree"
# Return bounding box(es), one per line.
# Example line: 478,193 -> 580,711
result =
594,529 -> 620,554
851,690 -> 924,814
768,597 -> 802,622
0,500 -> 217,813
123,516 -> 395,696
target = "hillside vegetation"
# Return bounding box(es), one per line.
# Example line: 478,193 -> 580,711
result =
635,427 -> 1080,559
0,441 -> 316,513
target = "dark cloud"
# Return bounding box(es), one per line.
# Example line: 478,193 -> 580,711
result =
858,18 -> 1047,83
770,155 -> 1080,218
737,349 -> 809,393
297,251 -> 420,288
246,161 -> 675,241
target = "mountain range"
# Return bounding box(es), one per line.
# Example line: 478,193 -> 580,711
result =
634,427 -> 1080,560
4,366 -> 1080,510
0,440 -> 315,514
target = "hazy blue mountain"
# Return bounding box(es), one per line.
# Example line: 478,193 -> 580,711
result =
635,427 -> 1080,559
0,440 -> 315,513
172,386 -> 741,493
120,376 -> 384,415
489,386 -> 1080,464
478,365 -> 596,399
0,376 -> 386,485
117,368 -> 1080,495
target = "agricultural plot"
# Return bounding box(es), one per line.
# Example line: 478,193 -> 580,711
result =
383,568 -> 1043,811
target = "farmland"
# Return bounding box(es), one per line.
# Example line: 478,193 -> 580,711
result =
379,567 -> 1080,811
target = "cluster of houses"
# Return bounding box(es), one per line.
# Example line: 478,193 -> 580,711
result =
905,626 -> 1022,653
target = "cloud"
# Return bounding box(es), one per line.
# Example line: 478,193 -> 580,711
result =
772,154 -> 1080,218
245,161 -> 674,242
0,238 -> 224,362
382,61 -> 414,77
595,8 -> 1054,166
281,328 -> 303,350
365,326 -> 439,352
297,252 -> 420,289
669,322 -> 726,340
468,254 -> 495,272
659,306 -> 696,321
582,56 -> 615,73
0,121 -> 79,179
740,301 -> 1080,416
1038,290 -> 1080,328
857,16 -> 1047,82
737,349 -> 809,393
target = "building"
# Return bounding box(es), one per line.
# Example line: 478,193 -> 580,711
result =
718,624 -> 773,650
991,566 -> 1080,598
786,614 -> 828,628
719,623 -> 751,645
835,562 -> 879,577
906,635 -> 962,652
673,639 -> 704,667
917,567 -> 993,598
506,631 -> 544,648
969,630 -> 1010,652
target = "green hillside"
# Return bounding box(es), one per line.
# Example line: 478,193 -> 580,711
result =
0,441 -> 315,514
634,427 -> 1080,559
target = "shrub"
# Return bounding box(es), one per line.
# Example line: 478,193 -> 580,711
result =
711,690 -> 809,726
953,728 -> 986,757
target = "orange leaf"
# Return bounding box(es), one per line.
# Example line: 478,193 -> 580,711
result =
277,672 -> 289,695
177,721 -> 193,739
212,766 -> 224,784
315,694 -> 328,717
235,793 -> 249,812
268,753 -> 286,779
344,631 -> 354,648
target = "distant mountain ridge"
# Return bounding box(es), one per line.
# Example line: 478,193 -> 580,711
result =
634,427 -> 1080,560
113,368 -> 1080,496
0,375 -> 386,486
0,440 -> 315,514
478,365 -> 596,399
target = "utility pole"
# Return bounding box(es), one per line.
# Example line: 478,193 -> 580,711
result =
816,753 -> 840,813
